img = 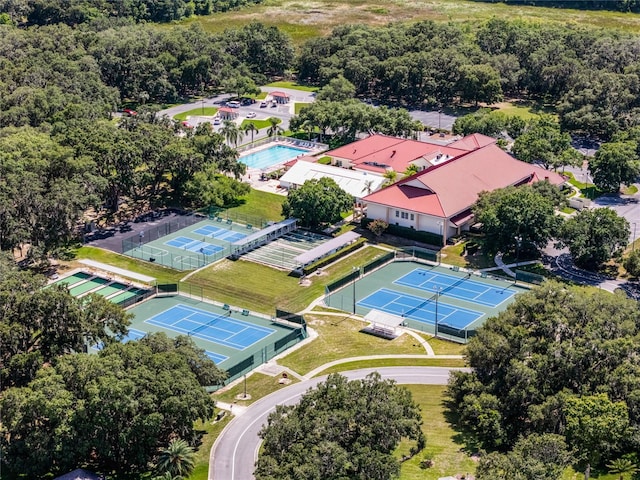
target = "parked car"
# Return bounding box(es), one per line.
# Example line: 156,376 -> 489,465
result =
260,101 -> 268,108
123,108 -> 137,116
270,100 -> 277,108
227,100 -> 241,108
213,117 -> 221,125
246,112 -> 256,118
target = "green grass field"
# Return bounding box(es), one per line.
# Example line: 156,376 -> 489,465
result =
72,246 -> 185,284
185,245 -> 389,314
294,102 -> 311,114
224,189 -> 286,222
265,81 -> 319,92
173,107 -> 218,121
240,118 -> 273,130
175,0 -> 640,48
316,357 -> 467,376
214,372 -> 299,406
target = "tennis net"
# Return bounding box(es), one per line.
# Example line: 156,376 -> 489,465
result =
188,313 -> 227,337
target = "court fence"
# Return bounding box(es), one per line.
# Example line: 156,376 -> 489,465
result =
395,246 -> 440,263
115,289 -> 155,308
220,326 -> 307,386
515,269 -> 545,285
123,241 -> 229,271
207,207 -> 270,229
156,283 -> 178,296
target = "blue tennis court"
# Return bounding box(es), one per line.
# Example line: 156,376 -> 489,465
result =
358,288 -> 483,329
165,236 -> 224,256
193,225 -> 247,243
205,351 -> 228,364
394,268 -> 515,307
145,304 -> 275,350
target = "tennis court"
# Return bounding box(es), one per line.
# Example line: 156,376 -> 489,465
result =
165,236 -> 224,256
123,219 -> 255,270
358,287 -> 483,329
394,268 -> 515,307
145,304 -> 275,350
192,224 -> 247,243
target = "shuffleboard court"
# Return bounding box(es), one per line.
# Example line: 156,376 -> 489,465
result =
53,271 -> 92,287
358,287 -> 483,329
145,304 -> 275,350
394,268 -> 515,307
165,236 -> 224,256
93,282 -> 130,298
69,277 -> 109,296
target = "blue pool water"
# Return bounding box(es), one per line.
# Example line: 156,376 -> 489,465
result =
240,145 -> 309,169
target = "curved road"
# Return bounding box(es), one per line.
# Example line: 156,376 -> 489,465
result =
210,366 -> 468,480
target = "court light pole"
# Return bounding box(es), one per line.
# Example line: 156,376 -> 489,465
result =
352,267 -> 358,314
433,285 -> 442,338
633,223 -> 637,251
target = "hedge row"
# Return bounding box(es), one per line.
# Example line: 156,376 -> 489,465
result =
361,218 -> 442,247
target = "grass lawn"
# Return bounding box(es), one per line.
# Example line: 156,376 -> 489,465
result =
397,385 -> 477,480
185,245 -> 389,314
561,206 -> 577,214
266,81 -> 319,92
565,171 -> 601,199
188,414 -> 232,480
621,184 -> 638,195
240,118 -> 272,130
225,189 -> 286,222
214,372 -> 299,406
423,335 -> 467,355
173,107 -> 218,121
71,246 -> 185,284
294,102 -> 311,114
175,0 -> 640,49
441,242 -> 496,270
316,357 -> 467,376
279,314 -> 435,376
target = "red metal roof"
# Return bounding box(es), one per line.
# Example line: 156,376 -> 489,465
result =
271,91 -> 289,97
326,134 -> 467,174
448,133 -> 496,151
364,144 -> 565,218
218,107 -> 234,113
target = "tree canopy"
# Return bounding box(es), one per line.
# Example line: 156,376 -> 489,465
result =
559,207 -> 630,269
588,141 -> 640,192
255,372 -> 424,480
282,177 -> 353,228
473,184 -> 561,255
1,332 -> 224,477
447,281 -> 640,473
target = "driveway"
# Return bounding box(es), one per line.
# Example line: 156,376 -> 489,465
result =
211,366 -> 468,480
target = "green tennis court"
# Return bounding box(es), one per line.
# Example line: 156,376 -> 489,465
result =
325,261 -> 530,342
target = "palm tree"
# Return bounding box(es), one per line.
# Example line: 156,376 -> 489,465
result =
607,458 -> 638,480
221,120 -> 242,147
382,169 -> 397,187
243,122 -> 258,144
155,438 -> 196,479
361,179 -> 375,196
267,117 -> 283,138
404,164 -> 419,177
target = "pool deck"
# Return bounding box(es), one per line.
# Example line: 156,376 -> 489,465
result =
238,139 -> 326,195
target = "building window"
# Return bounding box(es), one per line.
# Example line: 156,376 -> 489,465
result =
395,210 -> 399,218
410,213 -> 414,221
401,212 -> 409,219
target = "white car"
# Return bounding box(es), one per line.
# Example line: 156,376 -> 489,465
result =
213,117 -> 221,125
246,112 -> 256,119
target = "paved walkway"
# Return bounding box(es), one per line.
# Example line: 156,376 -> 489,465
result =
492,254 -> 539,278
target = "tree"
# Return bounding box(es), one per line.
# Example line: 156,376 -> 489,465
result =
623,249 -> 640,277
367,219 -> 389,238
564,393 -> 630,476
266,116 -> 283,137
559,207 -> 629,270
607,457 -> 639,480
403,164 -> 419,177
155,438 -> 197,479
473,185 -> 560,255
457,63 -> 503,106
282,177 -> 353,228
1,333 -> 224,478
0,271 -> 131,389
220,120 -> 243,147
476,434 -> 573,480
446,281 -> 640,458
383,169 -> 398,186
243,121 -> 258,143
183,166 -> 250,208
255,373 -> 424,480
588,141 -> 640,192
223,75 -> 260,99
512,115 -> 581,171
316,75 -> 356,101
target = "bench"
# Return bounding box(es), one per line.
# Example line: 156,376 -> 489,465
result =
226,218 -> 233,225
223,304 -> 230,310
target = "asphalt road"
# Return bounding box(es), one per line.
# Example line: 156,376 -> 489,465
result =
210,366 -> 469,480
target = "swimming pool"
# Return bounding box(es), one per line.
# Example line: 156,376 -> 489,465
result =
240,144 -> 309,169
